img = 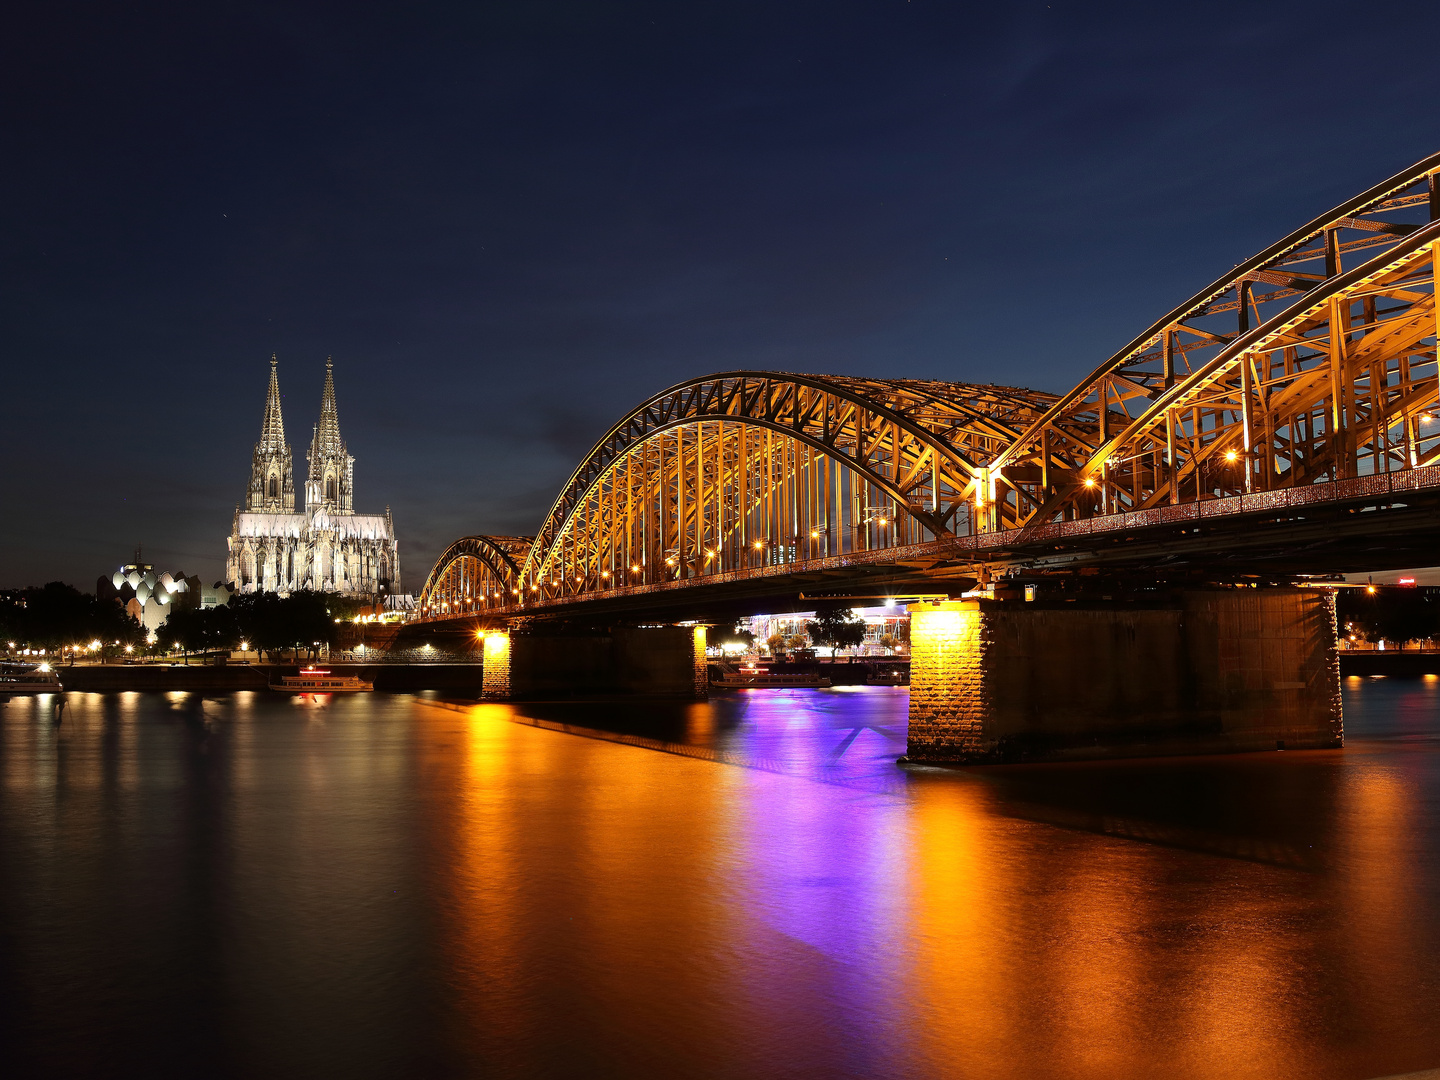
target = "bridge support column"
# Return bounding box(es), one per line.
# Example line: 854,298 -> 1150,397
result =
478,624 -> 707,700
687,625 -> 709,699
904,588 -> 1343,764
481,631 -> 511,700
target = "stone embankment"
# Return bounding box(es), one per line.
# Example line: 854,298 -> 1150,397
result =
56,663 -> 485,692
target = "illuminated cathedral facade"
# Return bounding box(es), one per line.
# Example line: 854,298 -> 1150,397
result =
225,357 -> 400,596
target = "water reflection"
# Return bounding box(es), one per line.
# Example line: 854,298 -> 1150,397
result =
0,682 -> 1438,1078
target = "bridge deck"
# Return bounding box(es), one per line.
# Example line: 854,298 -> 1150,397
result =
417,467 -> 1440,627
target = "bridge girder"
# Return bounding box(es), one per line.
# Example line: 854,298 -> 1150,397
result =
514,372 -> 1056,602
982,151 -> 1440,531
417,535 -> 532,618
1052,220 -> 1440,521
417,152 -> 1440,623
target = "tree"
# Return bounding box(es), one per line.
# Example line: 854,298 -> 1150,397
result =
765,632 -> 786,657
158,604 -> 238,661
0,582 -> 142,655
714,622 -> 755,651
157,605 -> 205,663
806,604 -> 867,658
1337,586 -> 1440,645
231,590 -> 351,661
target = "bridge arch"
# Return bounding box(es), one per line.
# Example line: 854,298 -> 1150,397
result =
983,150 -> 1440,531
517,372 -> 1056,600
417,535 -> 532,618
415,152 -> 1440,620
1051,218 -> 1440,518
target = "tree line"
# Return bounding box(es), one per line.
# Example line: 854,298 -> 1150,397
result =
1335,586 -> 1440,645
2,582 -> 368,662
712,603 -> 872,658
0,583 -> 142,652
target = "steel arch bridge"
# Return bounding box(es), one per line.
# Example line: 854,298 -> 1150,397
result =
418,151 -> 1440,621
417,535 -> 532,616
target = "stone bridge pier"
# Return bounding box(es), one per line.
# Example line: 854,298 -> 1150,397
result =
479,624 -> 708,701
904,588 -> 1343,763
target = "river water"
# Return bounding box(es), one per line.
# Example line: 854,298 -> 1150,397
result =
1,679 -> 1438,1079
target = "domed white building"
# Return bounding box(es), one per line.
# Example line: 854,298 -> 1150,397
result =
225,357 -> 400,597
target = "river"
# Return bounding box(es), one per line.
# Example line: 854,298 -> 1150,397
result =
1,678 -> 1437,1079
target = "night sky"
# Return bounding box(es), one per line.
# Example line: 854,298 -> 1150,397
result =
5,1 -> 1440,590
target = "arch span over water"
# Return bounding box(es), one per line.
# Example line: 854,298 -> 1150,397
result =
419,151 -> 1440,616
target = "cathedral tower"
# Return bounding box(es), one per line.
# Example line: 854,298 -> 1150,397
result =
246,355 -> 294,512
229,355 -> 399,597
305,357 -> 355,514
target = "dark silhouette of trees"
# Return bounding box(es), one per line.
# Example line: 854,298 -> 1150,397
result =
714,622 -> 756,650
806,603 -> 867,657
0,582 -> 142,654
157,605 -> 239,662
1336,586 -> 1440,645
229,591 -> 359,661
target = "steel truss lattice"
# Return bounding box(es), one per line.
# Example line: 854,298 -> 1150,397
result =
418,151 -> 1440,618
417,535 -> 531,617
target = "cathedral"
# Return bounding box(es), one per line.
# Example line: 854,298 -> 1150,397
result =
226,357 -> 401,597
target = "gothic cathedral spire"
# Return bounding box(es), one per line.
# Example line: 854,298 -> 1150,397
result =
229,356 -> 400,597
246,354 -> 295,512
306,356 -> 355,514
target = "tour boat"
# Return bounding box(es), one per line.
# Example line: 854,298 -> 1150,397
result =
0,662 -> 64,693
711,664 -> 832,689
269,667 -> 374,692
866,669 -> 908,685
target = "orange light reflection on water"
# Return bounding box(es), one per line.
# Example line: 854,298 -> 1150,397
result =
419,692 -> 1440,1080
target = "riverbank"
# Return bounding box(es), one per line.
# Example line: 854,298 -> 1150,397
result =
1337,650 -> 1440,676
55,662 -> 486,692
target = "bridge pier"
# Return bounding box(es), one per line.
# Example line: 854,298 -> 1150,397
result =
479,625 -> 707,701
481,631 -> 511,700
905,588 -> 1342,763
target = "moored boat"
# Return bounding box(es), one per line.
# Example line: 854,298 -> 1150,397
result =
0,662 -> 64,693
711,664 -> 832,689
269,667 -> 374,692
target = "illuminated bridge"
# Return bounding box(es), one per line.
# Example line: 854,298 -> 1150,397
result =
415,152 -> 1440,763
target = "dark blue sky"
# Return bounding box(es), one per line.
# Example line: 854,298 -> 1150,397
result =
5,1 -> 1439,589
